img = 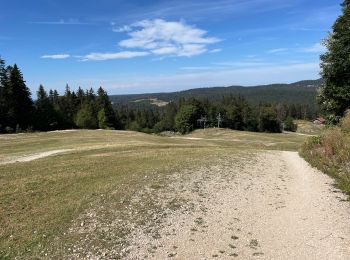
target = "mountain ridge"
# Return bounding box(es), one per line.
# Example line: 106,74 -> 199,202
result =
109,79 -> 322,108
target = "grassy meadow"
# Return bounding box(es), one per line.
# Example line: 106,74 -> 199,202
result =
0,128 -> 308,258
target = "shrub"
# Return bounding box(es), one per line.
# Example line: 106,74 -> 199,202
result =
340,110 -> 350,133
284,116 -> 297,132
301,111 -> 350,196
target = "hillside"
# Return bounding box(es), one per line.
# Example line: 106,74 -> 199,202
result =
110,79 -> 321,108
1,129 -> 349,259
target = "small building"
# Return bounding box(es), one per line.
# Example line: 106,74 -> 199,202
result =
313,117 -> 326,125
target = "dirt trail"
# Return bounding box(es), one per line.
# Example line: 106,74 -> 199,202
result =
126,151 -> 350,259
0,149 -> 74,165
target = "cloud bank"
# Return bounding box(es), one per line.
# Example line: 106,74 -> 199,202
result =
116,19 -> 220,57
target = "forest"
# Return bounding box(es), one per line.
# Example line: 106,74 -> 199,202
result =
0,56 -> 315,134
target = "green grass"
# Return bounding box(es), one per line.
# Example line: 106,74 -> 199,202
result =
0,129 -> 307,258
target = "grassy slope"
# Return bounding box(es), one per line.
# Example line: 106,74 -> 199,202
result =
0,129 -> 306,258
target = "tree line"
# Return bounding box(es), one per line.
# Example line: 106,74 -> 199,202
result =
0,57 -> 117,132
1,56 -> 310,134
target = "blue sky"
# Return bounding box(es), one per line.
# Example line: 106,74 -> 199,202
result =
0,0 -> 341,95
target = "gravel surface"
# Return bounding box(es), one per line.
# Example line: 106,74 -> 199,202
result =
126,151 -> 350,260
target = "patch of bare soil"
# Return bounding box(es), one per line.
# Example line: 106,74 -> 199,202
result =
0,149 -> 74,165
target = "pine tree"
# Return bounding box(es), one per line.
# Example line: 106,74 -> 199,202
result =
4,64 -> 34,131
59,84 -> 75,127
96,86 -> 115,128
0,57 -> 7,131
319,0 -> 350,120
75,103 -> 98,129
35,85 -> 58,130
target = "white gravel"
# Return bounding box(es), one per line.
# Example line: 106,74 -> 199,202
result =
126,151 -> 350,259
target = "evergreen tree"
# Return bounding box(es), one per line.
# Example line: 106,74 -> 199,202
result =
59,84 -> 75,127
0,57 -> 7,131
319,0 -> 350,120
258,105 -> 281,133
97,108 -> 108,129
175,105 -> 197,134
76,86 -> 85,106
96,86 -> 115,128
75,103 -> 98,129
153,102 -> 177,132
35,85 -> 58,130
4,64 -> 34,131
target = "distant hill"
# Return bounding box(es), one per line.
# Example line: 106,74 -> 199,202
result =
110,79 -> 322,108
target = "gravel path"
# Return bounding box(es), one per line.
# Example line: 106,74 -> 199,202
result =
126,151 -> 350,259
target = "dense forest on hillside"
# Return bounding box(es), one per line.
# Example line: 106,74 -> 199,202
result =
109,79 -> 321,110
0,56 -> 317,134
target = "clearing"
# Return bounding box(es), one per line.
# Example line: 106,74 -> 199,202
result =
0,129 -> 349,259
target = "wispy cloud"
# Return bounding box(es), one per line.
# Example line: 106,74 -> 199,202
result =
81,51 -> 150,61
300,43 -> 326,53
41,54 -> 71,59
180,66 -> 220,70
31,19 -> 94,25
111,22 -> 132,32
106,0 -> 295,24
267,48 -> 288,54
117,19 -> 220,57
210,48 -> 222,53
213,61 -> 272,67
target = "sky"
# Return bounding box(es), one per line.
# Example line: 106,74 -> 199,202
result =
0,0 -> 342,95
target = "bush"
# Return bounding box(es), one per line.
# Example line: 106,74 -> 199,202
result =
300,112 -> 350,197
128,121 -> 141,132
284,116 -> 297,132
340,110 -> 350,133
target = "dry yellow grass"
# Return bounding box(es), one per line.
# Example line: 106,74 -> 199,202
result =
295,120 -> 325,135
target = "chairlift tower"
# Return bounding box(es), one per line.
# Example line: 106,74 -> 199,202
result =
197,116 -> 208,129
217,113 -> 223,128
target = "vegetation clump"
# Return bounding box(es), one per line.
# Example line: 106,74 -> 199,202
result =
318,0 -> 350,122
301,112 -> 350,196
284,117 -> 298,132
302,0 -> 350,197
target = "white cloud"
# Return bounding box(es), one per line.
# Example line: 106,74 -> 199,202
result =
300,43 -> 326,53
181,66 -> 219,70
81,51 -> 150,61
267,48 -> 288,54
32,19 -> 93,25
118,19 -> 220,57
41,54 -> 71,59
213,61 -> 272,67
210,48 -> 222,53
112,25 -> 132,33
